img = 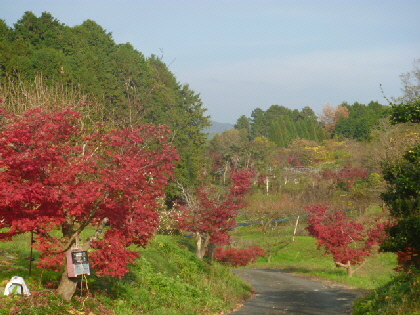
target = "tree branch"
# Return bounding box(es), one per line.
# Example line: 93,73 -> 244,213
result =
81,217 -> 109,251
335,261 -> 351,269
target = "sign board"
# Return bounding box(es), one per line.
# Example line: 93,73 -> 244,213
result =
66,246 -> 91,277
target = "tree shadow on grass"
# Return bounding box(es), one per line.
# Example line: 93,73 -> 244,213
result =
281,266 -> 345,275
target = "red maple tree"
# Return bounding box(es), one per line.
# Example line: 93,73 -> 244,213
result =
322,166 -> 368,190
0,107 -> 178,300
177,170 -> 254,259
305,204 -> 388,276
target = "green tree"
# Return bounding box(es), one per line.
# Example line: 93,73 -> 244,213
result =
389,98 -> 420,124
234,114 -> 251,138
250,107 -> 267,138
142,56 -> 210,191
335,101 -> 390,141
239,105 -> 326,147
0,19 -> 12,81
381,144 -> 420,270
13,12 -> 64,48
208,128 -> 251,185
381,94 -> 420,270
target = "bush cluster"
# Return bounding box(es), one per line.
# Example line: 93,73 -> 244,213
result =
214,246 -> 265,267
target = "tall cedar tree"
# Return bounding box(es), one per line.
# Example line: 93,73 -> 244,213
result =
0,107 -> 178,300
177,170 -> 254,259
306,205 -> 388,276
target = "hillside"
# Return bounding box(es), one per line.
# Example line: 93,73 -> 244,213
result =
204,120 -> 234,138
0,234 -> 252,315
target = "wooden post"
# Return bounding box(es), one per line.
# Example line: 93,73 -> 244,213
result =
293,216 -> 300,242
29,231 -> 34,275
265,176 -> 269,195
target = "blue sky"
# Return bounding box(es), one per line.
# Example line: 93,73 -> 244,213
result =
2,0 -> 420,123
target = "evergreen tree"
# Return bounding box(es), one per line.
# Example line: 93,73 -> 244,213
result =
335,101 -> 390,140
243,105 -> 326,147
381,96 -> 420,271
234,115 -> 251,138
250,107 -> 266,138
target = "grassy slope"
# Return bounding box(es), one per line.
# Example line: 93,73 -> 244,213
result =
353,273 -> 420,315
0,234 -> 251,315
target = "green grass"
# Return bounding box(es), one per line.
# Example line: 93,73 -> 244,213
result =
353,273 -> 420,315
0,234 -> 251,315
232,223 -> 397,289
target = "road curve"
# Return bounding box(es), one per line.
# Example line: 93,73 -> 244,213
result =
229,269 -> 362,315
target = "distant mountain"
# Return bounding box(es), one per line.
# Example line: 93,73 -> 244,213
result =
203,121 -> 234,138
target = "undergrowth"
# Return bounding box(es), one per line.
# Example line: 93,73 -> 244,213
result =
0,234 -> 251,315
353,273 -> 420,315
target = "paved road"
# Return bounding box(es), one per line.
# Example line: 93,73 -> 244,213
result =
230,269 -> 362,315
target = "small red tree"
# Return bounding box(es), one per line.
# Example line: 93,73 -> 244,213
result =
0,107 -> 178,300
177,170 -> 253,259
322,166 -> 368,190
305,204 -> 387,276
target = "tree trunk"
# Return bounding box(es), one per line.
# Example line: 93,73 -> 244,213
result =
57,217 -> 109,300
335,261 -> 354,277
195,233 -> 210,259
57,268 -> 78,301
347,265 -> 355,277
335,260 -> 365,277
223,161 -> 229,186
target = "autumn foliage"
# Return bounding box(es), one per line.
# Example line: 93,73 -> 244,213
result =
214,246 -> 265,267
0,107 -> 178,293
306,204 -> 388,276
322,166 -> 368,190
395,247 -> 420,272
319,103 -> 350,135
177,169 -> 254,258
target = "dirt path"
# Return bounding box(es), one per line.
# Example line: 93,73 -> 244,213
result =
230,269 -> 362,315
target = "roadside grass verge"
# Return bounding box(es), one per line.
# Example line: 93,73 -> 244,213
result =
231,221 -> 397,290
0,233 -> 251,315
353,273 -> 420,315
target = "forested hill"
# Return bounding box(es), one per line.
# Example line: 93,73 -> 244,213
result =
0,11 -> 210,192
232,101 -> 391,148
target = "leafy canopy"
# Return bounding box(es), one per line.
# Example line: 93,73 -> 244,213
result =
177,170 -> 254,258
0,107 -> 178,277
306,204 -> 387,276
